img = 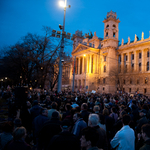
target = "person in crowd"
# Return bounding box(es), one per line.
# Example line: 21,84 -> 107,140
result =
110,114 -> 135,150
109,107 -> 118,122
0,121 -> 14,150
93,105 -> 100,114
72,112 -> 87,139
80,103 -> 90,124
38,111 -> 62,150
6,126 -> 31,150
47,102 -> 60,120
88,113 -> 108,150
99,114 -> 106,131
80,126 -> 103,150
136,109 -> 149,133
30,100 -> 42,122
71,100 -> 79,108
43,95 -> 51,109
139,124 -> 150,150
46,119 -> 80,150
62,103 -> 72,120
33,108 -> 48,149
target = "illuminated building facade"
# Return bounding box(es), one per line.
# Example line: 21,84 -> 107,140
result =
70,11 -> 150,95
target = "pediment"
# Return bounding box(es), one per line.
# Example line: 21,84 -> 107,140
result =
72,44 -> 88,55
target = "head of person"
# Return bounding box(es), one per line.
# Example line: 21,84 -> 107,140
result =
80,126 -> 99,149
111,107 -> 117,113
93,105 -> 100,113
88,114 -> 99,127
13,126 -> 27,140
65,103 -> 71,111
141,124 -> 150,141
51,111 -> 60,120
61,119 -> 71,131
51,102 -> 58,109
14,118 -> 22,128
103,108 -> 109,116
26,101 -> 31,108
139,109 -> 147,117
73,112 -> 82,122
122,114 -> 131,125
81,103 -> 88,111
119,110 -> 127,119
40,108 -> 48,116
46,95 -> 50,101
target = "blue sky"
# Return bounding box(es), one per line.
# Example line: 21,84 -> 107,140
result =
0,0 -> 150,55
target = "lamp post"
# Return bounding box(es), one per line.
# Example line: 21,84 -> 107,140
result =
57,0 -> 70,93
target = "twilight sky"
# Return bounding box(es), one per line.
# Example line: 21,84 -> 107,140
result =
0,0 -> 150,54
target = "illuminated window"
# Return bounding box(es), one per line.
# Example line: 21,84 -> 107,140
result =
145,77 -> 148,84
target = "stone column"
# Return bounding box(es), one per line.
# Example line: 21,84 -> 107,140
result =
82,56 -> 84,74
93,54 -> 96,73
86,55 -> 89,73
142,49 -> 145,72
89,54 -> 92,73
121,53 -> 124,73
134,51 -> 137,72
78,57 -> 80,74
127,52 -> 131,72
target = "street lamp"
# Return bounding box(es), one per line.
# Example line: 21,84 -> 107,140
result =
57,0 -> 70,93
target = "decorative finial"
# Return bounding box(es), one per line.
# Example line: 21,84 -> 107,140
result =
134,34 -> 137,43
121,38 -> 124,46
141,32 -> 144,40
128,37 -> 130,44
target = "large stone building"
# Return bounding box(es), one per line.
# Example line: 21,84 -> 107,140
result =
69,11 -> 150,95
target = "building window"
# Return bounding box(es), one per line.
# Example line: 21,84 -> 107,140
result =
139,63 -> 141,72
113,24 -> 116,28
104,65 -> 106,72
144,88 -> 147,94
132,63 -> 134,71
101,44 -> 103,47
123,79 -> 126,84
118,55 -> 121,63
130,79 -> 132,84
103,78 -> 105,84
106,32 -> 108,37
123,88 -> 125,92
129,88 -> 131,93
93,44 -> 95,48
139,53 -> 141,59
145,77 -> 148,84
104,56 -> 106,62
147,51 -> 149,57
98,79 -> 100,84
89,43 -> 92,47
147,62 -> 149,71
118,65 -> 121,73
132,54 -> 134,60
103,87 -> 105,90
126,55 -> 128,61
117,79 -> 120,84
113,32 -> 115,37
137,79 -> 139,84
106,24 -> 109,28
125,65 -> 127,73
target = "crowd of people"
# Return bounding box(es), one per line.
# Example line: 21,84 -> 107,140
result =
0,87 -> 150,150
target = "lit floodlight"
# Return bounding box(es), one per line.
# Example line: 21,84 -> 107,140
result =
5,77 -> 7,80
59,1 -> 66,7
84,54 -> 86,57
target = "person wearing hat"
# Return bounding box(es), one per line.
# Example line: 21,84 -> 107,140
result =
136,109 -> 149,133
46,119 -> 80,150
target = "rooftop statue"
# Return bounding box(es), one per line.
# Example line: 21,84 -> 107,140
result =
128,37 -> 130,44
121,38 -> 124,46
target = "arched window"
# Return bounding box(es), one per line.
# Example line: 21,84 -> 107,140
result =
106,32 -> 108,37
106,24 -> 109,28
113,24 -> 116,28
